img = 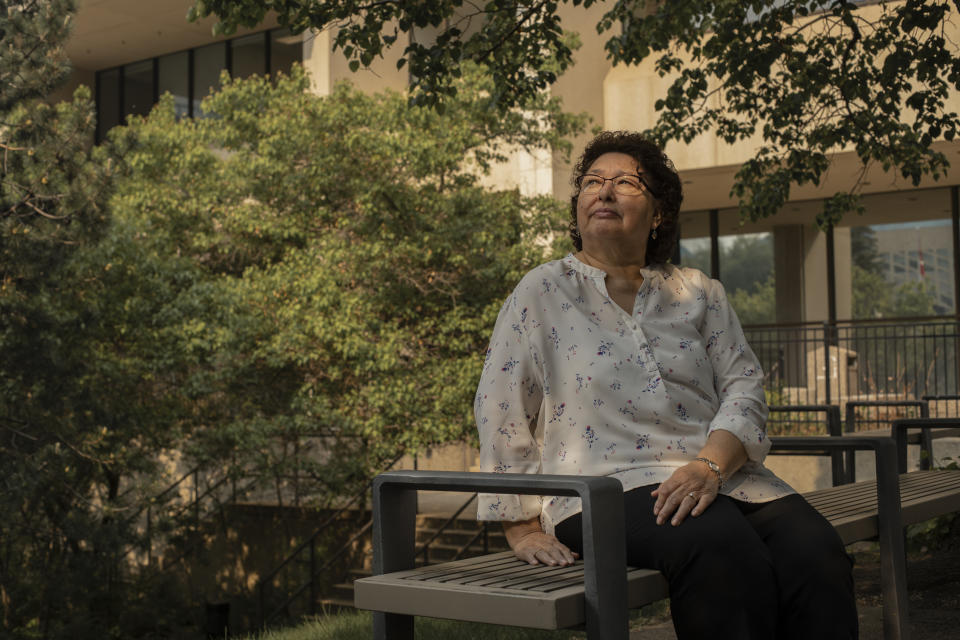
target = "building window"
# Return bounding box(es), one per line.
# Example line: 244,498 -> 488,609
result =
158,51 -> 190,119
677,209 -> 774,325
679,236 -> 711,275
123,60 -> 154,118
718,230 -> 776,326
193,42 -> 226,117
231,33 -> 267,80
847,217 -> 954,318
95,28 -> 300,140
96,68 -> 121,141
270,28 -> 301,76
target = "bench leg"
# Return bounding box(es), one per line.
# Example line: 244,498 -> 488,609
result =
875,447 -> 910,640
920,431 -> 933,470
830,451 -> 844,487
373,612 -> 413,640
581,486 -> 629,640
879,531 -> 910,640
371,485 -> 417,640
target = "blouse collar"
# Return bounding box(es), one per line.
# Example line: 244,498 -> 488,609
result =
562,252 -> 660,282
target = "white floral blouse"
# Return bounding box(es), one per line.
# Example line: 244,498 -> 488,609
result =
475,254 -> 794,534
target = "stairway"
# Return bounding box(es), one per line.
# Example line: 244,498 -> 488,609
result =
320,512 -> 510,610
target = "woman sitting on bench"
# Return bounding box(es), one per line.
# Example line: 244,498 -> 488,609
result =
475,131 -> 858,640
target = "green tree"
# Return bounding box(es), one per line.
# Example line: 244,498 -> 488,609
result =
0,1 -> 152,636
851,226 -> 883,273
680,234 -> 775,324
191,0 -> 960,226
729,273 -> 776,326
108,63 -> 577,482
850,225 -> 939,319
853,266 -> 938,319
2,52 -> 579,634
96,65 -> 579,624
852,263 -> 891,318
891,278 -> 937,317
718,234 -> 774,296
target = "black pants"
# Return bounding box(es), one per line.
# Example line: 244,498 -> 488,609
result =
554,487 -> 858,640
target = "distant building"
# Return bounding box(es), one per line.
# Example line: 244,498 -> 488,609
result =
874,222 -> 955,315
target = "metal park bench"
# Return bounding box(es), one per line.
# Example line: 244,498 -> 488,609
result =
355,421 -> 960,640
844,401 -> 960,482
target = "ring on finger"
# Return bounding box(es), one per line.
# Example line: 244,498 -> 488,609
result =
687,491 -> 697,500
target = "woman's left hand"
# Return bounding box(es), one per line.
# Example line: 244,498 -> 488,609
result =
651,462 -> 721,526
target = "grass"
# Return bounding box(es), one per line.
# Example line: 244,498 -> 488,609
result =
243,602 -> 672,640
242,610 -> 587,640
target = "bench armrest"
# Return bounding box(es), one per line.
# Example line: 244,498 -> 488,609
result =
370,471 -> 628,640
891,418 -> 960,473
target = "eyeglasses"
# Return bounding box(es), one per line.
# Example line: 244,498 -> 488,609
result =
577,173 -> 652,197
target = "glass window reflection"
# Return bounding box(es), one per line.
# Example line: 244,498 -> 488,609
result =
193,42 -> 226,117
158,51 -> 189,118
97,68 -> 120,141
123,60 -> 154,119
850,220 -> 954,318
679,237 -> 711,275
231,33 -> 266,79
719,231 -> 775,326
97,28 -> 291,136
270,28 -> 301,76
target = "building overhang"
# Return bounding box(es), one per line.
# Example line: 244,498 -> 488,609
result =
679,139 -> 960,223
67,0 -> 278,72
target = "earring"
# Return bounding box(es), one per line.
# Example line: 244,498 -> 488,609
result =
572,227 -> 581,239
651,227 -> 658,240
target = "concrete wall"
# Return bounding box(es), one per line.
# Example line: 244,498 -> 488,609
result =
302,26 -> 407,97
550,0 -> 619,198
164,502 -> 365,634
47,68 -> 96,104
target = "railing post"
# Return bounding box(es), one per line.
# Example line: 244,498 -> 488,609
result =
776,344 -> 785,390
146,506 -> 153,566
952,186 -> 960,402
294,437 -> 301,508
920,402 -> 932,470
310,537 -> 317,614
844,401 -> 857,483
231,451 -> 237,503
193,469 -> 200,533
259,579 -> 266,629
822,321 -> 833,408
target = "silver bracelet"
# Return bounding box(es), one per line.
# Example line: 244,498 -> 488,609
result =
694,456 -> 724,489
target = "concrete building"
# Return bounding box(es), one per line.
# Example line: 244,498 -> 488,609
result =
60,0 -> 960,477
63,0 -> 960,328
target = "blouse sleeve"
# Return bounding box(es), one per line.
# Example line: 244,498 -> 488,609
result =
475,293 -> 545,522
701,277 -> 771,462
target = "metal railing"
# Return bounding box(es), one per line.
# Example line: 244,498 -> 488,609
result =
745,316 -> 960,409
766,405 -> 845,485
415,492 -> 484,565
256,452 -> 406,627
120,464 -> 240,568
256,483 -> 370,627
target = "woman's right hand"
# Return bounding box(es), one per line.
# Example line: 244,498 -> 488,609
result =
503,517 -> 579,566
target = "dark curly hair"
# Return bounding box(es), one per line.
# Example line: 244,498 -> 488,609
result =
569,131 -> 683,265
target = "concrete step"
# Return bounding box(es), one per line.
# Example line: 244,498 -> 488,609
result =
331,520 -> 513,611
317,597 -> 355,613
415,527 -> 508,548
